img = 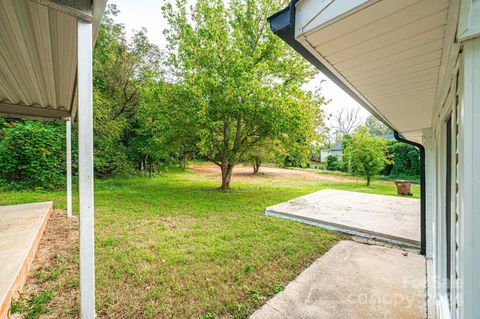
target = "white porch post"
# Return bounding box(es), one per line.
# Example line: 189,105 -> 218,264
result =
77,20 -> 95,319
66,118 -> 72,218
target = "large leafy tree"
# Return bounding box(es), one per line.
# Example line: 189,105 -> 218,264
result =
344,127 -> 388,185
164,0 -> 324,189
135,81 -> 201,171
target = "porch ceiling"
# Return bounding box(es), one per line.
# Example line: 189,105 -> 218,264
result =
294,0 -> 452,141
0,0 -> 106,121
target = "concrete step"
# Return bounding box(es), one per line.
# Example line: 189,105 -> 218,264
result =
0,202 -> 53,319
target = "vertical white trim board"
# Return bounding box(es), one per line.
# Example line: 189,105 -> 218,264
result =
66,119 -> 72,218
77,20 -> 95,319
458,37 -> 480,319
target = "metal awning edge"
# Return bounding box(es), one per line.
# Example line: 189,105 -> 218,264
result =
0,102 -> 70,121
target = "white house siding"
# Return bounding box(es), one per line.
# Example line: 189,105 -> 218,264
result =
428,30 -> 459,317
457,37 -> 480,319
426,4 -> 480,316
320,150 -> 329,163
426,35 -> 480,319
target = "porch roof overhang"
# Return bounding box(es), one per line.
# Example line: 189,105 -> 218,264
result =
269,0 -> 459,143
0,0 -> 106,121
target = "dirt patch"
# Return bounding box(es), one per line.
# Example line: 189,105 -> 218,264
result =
158,215 -> 198,231
10,209 -> 80,319
189,164 -> 359,183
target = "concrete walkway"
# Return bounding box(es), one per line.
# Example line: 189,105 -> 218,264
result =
0,202 -> 52,319
266,189 -> 420,247
251,240 -> 426,319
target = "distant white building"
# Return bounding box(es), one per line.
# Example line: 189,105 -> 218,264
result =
319,150 -> 329,163
327,142 -> 343,160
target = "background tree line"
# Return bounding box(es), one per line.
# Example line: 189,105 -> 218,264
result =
0,1 -> 325,190
0,1 -> 419,190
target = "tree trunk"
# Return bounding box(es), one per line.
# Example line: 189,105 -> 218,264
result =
146,156 -> 152,177
366,176 -> 371,186
220,162 -> 234,190
179,152 -> 188,171
252,157 -> 261,174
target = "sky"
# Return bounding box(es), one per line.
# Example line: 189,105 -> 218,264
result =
109,0 -> 370,126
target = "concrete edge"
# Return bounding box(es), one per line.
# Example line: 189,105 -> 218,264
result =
0,202 -> 53,319
274,189 -> 421,202
265,209 -> 420,249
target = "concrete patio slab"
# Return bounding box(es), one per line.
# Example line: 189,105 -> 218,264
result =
0,202 -> 53,319
251,240 -> 426,319
266,189 -> 420,247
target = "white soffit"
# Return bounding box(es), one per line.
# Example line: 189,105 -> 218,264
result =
295,0 -> 450,137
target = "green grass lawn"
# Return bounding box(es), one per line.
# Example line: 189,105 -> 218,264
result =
1,165 -> 419,318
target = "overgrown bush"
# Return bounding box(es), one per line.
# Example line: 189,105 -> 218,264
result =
309,162 -> 326,170
381,143 -> 420,184
282,143 -> 311,168
383,141 -> 420,180
326,155 -> 343,171
0,121 -> 67,190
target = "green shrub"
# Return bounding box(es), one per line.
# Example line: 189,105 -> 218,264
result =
326,155 -> 343,171
386,141 -> 420,178
282,146 -> 310,168
93,137 -> 132,178
0,121 -> 67,190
